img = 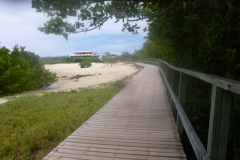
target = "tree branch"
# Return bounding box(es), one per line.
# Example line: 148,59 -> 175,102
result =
127,2 -> 177,22
74,16 -> 112,33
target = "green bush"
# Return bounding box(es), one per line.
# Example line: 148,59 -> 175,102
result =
79,59 -> 92,68
0,45 -> 57,95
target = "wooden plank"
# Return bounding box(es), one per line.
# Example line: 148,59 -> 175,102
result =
58,143 -> 185,154
58,141 -> 186,154
65,136 -> 183,146
46,154 -> 186,160
70,133 -> 180,142
54,147 -> 186,158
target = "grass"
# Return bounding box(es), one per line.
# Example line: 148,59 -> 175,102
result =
0,81 -> 125,160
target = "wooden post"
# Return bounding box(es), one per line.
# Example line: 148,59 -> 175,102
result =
172,70 -> 179,97
161,63 -> 165,79
171,70 -> 179,122
166,66 -> 171,102
166,65 -> 170,82
177,72 -> 187,137
207,85 -> 223,160
168,67 -> 172,104
207,85 -> 232,160
218,90 -> 232,159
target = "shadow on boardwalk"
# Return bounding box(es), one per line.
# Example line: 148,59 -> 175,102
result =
43,63 -> 186,160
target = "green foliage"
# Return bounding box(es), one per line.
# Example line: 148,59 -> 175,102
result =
0,81 -> 125,159
0,45 -> 57,95
32,0 -> 148,39
102,56 -> 116,64
42,56 -> 101,65
79,58 -> 92,68
146,1 -> 240,79
82,57 -> 101,63
117,51 -> 134,62
41,56 -> 82,64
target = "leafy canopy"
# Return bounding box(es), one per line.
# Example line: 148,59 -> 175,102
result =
32,0 -> 151,39
32,0 -> 240,39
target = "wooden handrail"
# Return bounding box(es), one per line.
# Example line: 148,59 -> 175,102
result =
140,59 -> 239,160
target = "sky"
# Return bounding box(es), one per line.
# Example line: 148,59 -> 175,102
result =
0,0 -> 147,57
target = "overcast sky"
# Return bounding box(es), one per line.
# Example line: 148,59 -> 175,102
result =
0,0 -> 147,57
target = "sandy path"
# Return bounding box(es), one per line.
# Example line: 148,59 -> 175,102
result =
44,63 -> 139,91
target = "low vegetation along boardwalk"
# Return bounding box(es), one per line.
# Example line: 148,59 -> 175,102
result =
43,63 -> 186,160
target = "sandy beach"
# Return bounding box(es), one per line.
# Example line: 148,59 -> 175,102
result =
44,62 -> 139,91
0,63 -> 140,105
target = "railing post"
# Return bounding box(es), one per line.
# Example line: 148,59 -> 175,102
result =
166,65 -> 171,102
168,67 -> 173,104
166,65 -> 170,81
164,63 -> 167,77
177,72 -> 187,137
163,63 -> 166,76
218,90 -> 232,160
171,70 -> 179,122
207,85 -> 232,160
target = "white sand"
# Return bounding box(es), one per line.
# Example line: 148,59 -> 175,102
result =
44,63 -> 139,91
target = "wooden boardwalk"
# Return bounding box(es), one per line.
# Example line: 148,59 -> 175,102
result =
43,63 -> 186,160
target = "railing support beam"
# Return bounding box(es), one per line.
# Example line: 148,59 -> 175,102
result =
177,73 -> 187,137
207,85 -> 232,160
171,70 -> 179,122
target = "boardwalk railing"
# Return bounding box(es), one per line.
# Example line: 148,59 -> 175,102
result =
140,59 -> 240,160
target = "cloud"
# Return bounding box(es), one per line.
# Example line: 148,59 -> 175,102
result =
0,1 -> 147,57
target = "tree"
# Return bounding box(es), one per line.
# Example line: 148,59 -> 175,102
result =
0,45 -> 57,94
118,51 -> 131,61
102,56 -> 116,64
